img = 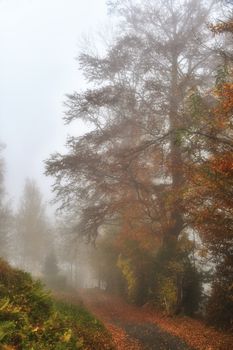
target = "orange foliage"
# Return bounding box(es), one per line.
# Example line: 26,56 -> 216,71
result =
210,152 -> 233,175
214,83 -> 233,114
209,21 -> 233,34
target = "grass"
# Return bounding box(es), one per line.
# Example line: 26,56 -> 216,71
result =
0,259 -> 115,350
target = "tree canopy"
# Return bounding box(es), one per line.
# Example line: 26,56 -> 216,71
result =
46,0 -> 233,328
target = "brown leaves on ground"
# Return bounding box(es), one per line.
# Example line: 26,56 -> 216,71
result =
148,313 -> 232,350
106,323 -> 142,350
78,289 -> 233,350
54,291 -> 142,350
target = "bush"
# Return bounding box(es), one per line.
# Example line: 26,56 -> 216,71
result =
206,259 -> 233,330
0,259 -> 115,349
151,236 -> 202,316
182,262 -> 202,316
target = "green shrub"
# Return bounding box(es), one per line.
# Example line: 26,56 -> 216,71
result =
206,259 -> 233,330
0,259 -> 115,349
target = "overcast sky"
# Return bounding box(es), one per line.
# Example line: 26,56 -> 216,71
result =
0,0 -> 107,210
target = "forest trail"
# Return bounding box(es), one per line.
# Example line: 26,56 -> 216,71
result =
77,290 -> 192,350
55,289 -> 233,350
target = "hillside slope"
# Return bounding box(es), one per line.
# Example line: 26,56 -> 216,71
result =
0,259 -> 115,350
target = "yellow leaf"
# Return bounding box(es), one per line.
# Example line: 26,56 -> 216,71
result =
60,329 -> 72,343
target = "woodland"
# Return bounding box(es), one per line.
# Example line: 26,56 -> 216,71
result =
46,0 -> 233,328
0,0 -> 233,349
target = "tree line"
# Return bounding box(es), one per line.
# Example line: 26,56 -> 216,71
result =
45,0 -> 233,330
0,153 -> 62,285
0,150 -> 87,290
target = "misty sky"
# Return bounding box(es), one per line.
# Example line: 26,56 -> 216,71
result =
0,0 -> 107,209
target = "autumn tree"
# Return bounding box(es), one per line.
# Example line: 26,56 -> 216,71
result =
47,0 -> 218,235
46,0 -> 220,312
185,81 -> 233,329
183,12 -> 233,328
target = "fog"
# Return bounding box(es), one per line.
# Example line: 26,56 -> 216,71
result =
0,0 -> 107,207
0,0 -> 232,335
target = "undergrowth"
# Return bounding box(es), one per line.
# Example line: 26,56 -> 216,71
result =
0,259 -> 115,350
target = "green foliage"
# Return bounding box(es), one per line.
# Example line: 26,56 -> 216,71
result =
189,90 -> 204,118
158,277 -> 178,315
182,261 -> 202,316
117,239 -> 152,305
55,301 -> 105,332
150,235 -> 202,316
114,233 -> 202,314
206,257 -> 233,330
0,321 -> 15,342
215,65 -> 228,86
206,282 -> 233,331
117,255 -> 137,302
0,259 -> 115,349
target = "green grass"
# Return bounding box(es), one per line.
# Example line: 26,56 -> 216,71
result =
55,300 -> 104,331
0,259 -> 115,350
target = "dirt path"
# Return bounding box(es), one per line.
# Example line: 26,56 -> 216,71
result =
55,290 -> 232,350
68,290 -> 193,350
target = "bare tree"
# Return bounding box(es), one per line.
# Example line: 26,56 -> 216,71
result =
15,179 -> 51,274
0,144 -> 12,260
